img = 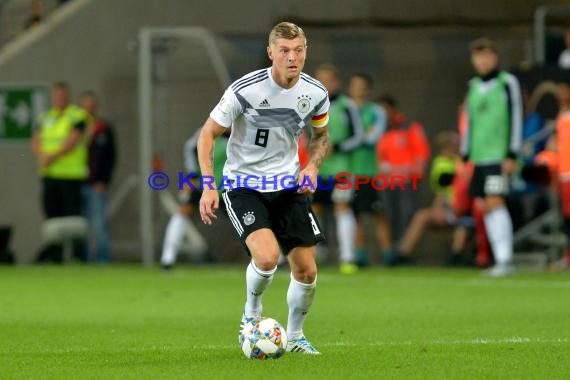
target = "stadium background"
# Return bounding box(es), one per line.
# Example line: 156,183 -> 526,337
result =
0,0 -> 568,263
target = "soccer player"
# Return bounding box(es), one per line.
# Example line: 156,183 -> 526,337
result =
197,22 -> 331,354
313,64 -> 364,274
461,38 -> 522,276
160,129 -> 228,269
347,73 -> 393,266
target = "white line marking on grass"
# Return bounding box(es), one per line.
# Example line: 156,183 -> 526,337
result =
195,337 -> 570,350
329,337 -> 569,347
4,337 -> 567,354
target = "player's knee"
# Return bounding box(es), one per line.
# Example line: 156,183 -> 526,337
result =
292,263 -> 317,284
253,253 -> 279,271
250,245 -> 280,270
484,195 -> 504,211
334,202 -> 351,212
179,204 -> 193,217
247,229 -> 281,270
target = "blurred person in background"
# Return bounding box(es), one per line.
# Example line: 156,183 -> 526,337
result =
32,82 -> 90,263
160,128 -> 228,270
313,64 -> 364,274
24,0 -> 44,30
461,38 -> 522,277
80,91 -> 116,263
388,131 -> 469,266
558,28 -> 570,70
376,95 -> 430,265
454,101 -> 492,268
347,73 -> 394,267
552,79 -> 570,269
509,87 -> 547,230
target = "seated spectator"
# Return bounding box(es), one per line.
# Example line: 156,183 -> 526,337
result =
386,131 -> 468,265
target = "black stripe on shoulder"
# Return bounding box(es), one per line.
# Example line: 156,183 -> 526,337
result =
231,69 -> 267,91
300,74 -> 327,93
233,73 -> 269,94
301,73 -> 325,86
301,76 -> 327,95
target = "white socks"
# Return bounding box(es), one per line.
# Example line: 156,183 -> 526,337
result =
336,209 -> 356,264
244,260 -> 276,317
244,261 -> 317,341
160,213 -> 188,266
484,207 -> 513,265
287,273 -> 316,340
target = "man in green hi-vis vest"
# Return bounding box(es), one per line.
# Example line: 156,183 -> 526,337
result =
32,82 -> 90,263
460,38 -> 522,277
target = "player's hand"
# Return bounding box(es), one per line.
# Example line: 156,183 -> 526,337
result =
199,189 -> 219,225
297,164 -> 318,195
502,158 -> 516,176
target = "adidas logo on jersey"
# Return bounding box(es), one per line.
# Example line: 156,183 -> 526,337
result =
259,99 -> 270,107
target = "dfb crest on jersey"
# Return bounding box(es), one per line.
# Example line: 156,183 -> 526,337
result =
297,94 -> 312,113
243,211 -> 256,226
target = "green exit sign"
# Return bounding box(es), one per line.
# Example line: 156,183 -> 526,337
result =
0,84 -> 49,140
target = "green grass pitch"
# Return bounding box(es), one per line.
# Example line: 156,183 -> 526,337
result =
0,265 -> 569,379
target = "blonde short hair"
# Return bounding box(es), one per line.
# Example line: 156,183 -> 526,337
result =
269,22 -> 307,46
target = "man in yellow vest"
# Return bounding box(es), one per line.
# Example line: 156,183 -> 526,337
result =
31,82 -> 90,263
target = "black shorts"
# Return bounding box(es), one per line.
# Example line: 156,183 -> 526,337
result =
222,188 -> 325,254
353,182 -> 383,215
469,164 -> 508,198
312,176 -> 354,205
312,176 -> 334,205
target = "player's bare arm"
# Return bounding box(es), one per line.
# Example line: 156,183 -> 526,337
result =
197,117 -> 226,224
298,126 -> 331,194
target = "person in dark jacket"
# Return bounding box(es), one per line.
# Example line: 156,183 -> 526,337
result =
80,91 -> 116,263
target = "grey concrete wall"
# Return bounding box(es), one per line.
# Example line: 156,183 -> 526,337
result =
0,0 -> 566,263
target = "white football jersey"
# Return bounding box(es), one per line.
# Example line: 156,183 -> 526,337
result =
210,67 -> 329,192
